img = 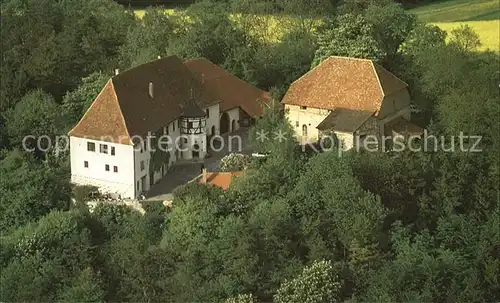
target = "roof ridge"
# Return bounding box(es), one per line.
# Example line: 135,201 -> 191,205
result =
371,61 -> 386,98
373,62 -> 409,88
328,55 -> 373,62
113,55 -> 182,80
283,56 -> 375,104
68,79 -> 112,137
110,79 -> 132,145
282,56 -> 332,102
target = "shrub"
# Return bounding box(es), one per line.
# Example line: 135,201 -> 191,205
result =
72,185 -> 98,204
220,153 -> 251,171
140,200 -> 166,216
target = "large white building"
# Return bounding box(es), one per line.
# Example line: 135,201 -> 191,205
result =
69,56 -> 268,199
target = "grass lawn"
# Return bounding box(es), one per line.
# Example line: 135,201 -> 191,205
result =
408,0 -> 499,51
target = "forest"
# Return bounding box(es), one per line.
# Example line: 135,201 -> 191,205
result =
0,0 -> 499,302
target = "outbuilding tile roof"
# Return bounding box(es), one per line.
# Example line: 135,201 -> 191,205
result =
282,56 -> 408,115
200,171 -> 243,191
316,108 -> 374,132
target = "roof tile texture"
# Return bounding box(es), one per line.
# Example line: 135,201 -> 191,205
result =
185,58 -> 268,117
68,80 -> 132,144
282,57 -> 408,114
200,171 -> 243,191
69,56 -> 268,144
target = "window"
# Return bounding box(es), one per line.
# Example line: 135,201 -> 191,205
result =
111,146 -> 115,156
302,124 -> 308,137
140,160 -> 145,171
100,144 -> 108,154
164,126 -> 169,135
300,106 -> 307,110
113,166 -> 118,173
206,108 -> 210,118
188,121 -> 193,129
177,120 -> 180,128
295,121 -> 299,127
172,122 -> 175,132
87,142 -> 95,152
84,161 -> 89,168
137,181 -> 140,191
105,164 -> 110,171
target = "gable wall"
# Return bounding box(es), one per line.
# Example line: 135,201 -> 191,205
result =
70,136 -> 135,199
285,104 -> 330,143
377,88 -> 411,119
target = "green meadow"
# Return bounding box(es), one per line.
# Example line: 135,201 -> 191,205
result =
408,0 -> 499,51
135,0 -> 499,51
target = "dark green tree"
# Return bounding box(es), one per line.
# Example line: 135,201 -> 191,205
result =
62,72 -> 110,125
0,150 -> 71,232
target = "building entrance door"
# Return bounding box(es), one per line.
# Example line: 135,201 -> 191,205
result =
141,176 -> 147,192
220,112 -> 230,134
192,144 -> 200,158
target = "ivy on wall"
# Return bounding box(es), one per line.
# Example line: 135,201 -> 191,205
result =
149,132 -> 170,173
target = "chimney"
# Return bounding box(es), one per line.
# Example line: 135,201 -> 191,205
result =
157,55 -> 161,59
149,82 -> 154,99
202,168 -> 207,184
115,68 -> 120,75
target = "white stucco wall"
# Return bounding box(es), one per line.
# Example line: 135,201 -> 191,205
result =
70,136 -> 135,199
285,104 -> 330,144
378,88 -> 411,119
164,118 -> 181,166
204,103 -> 220,136
134,141 -> 150,195
226,107 -> 240,132
377,88 -> 411,137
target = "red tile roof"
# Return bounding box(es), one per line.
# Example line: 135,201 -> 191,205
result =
282,56 -> 408,115
199,171 -> 243,191
184,58 -> 269,117
69,56 -> 268,144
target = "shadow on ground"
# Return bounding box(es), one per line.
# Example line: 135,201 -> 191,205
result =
146,128 -> 252,200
